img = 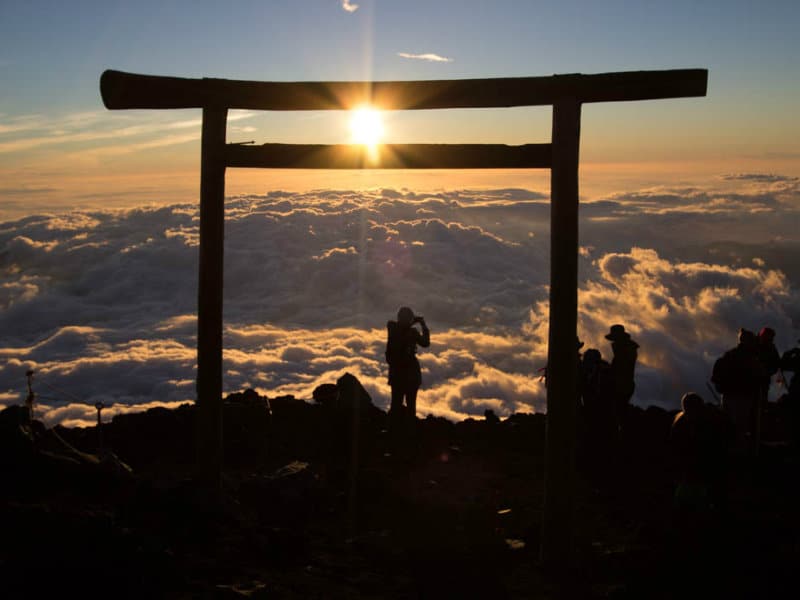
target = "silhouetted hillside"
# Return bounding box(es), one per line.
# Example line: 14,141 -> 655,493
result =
2,375 -> 798,598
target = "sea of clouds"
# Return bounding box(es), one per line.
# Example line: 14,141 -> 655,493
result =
1,173 -> 798,427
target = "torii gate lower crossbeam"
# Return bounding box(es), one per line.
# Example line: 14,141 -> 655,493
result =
100,68 -> 707,568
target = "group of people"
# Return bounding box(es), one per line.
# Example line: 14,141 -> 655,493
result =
579,324 -> 640,438
382,307 -> 800,457
383,308 -> 645,443
383,307 -> 800,517
711,327 -> 782,454
670,328 -> 800,511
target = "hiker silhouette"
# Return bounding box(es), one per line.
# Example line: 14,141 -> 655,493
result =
712,328 -> 766,453
580,348 -> 615,428
578,347 -> 616,475
670,392 -> 732,512
780,340 -> 800,450
385,307 -> 430,424
757,327 -> 781,398
604,324 -> 639,433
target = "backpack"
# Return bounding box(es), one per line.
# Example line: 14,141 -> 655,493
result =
385,321 -> 401,364
711,351 -> 735,394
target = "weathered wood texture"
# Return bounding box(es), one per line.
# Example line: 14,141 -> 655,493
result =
196,107 -> 227,491
541,98 -> 582,569
101,69 -> 708,111
226,143 -> 552,169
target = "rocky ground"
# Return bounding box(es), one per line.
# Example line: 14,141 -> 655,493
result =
2,376 -> 799,598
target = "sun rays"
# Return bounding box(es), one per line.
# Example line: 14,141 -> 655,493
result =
349,106 -> 384,145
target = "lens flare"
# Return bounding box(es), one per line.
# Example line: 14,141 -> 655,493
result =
349,107 -> 384,146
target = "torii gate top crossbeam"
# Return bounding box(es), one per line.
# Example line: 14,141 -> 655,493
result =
101,69 -> 707,170
101,69 -> 707,111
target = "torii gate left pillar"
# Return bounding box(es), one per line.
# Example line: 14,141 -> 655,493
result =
100,67 -> 707,566
196,106 -> 227,486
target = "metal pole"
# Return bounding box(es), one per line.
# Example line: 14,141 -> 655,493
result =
541,97 -> 581,570
196,106 -> 227,491
95,401 -> 105,454
25,370 -> 35,423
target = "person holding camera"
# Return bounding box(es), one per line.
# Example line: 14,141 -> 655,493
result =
385,306 -> 430,424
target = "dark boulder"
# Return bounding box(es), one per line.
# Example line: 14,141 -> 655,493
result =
336,372 -> 383,421
312,383 -> 338,406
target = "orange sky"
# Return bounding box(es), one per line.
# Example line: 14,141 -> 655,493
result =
2,96 -> 798,220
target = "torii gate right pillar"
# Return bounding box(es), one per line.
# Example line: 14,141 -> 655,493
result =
541,97 -> 581,568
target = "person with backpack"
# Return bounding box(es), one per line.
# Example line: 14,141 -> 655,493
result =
670,392 -> 732,512
711,328 -> 766,454
780,340 -> 800,450
604,324 -> 639,435
385,307 -> 430,424
579,348 -> 616,474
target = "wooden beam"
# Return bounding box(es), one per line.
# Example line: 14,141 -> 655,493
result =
225,143 -> 552,169
101,69 -> 707,111
541,98 -> 582,570
196,107 -> 227,492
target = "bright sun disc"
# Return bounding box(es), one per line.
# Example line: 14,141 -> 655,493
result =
349,107 -> 384,146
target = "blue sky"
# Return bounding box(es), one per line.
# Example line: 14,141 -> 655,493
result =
0,0 -> 798,210
2,1 -> 798,109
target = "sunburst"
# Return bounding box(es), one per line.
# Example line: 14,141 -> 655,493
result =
349,106 -> 384,146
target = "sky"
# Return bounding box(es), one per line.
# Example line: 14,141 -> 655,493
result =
1,0 -> 798,210
0,1 -> 799,425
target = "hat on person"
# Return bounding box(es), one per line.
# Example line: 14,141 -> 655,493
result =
604,324 -> 630,341
758,327 -> 776,342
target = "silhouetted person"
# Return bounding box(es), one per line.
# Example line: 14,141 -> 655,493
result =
580,348 -> 613,414
757,327 -> 781,388
604,324 -> 639,434
579,348 -> 615,472
712,328 -> 765,454
385,307 -> 430,424
780,340 -> 800,449
671,392 -> 732,512
754,327 -> 781,448
756,327 -> 780,399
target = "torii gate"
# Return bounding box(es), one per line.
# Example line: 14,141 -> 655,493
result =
100,68 -> 707,565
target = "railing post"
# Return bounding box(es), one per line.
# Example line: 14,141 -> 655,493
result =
541,97 -> 581,570
196,106 -> 227,491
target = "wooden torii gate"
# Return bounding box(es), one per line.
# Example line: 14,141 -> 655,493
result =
100,68 -> 707,565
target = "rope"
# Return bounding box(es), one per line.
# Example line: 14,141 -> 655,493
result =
24,371 -> 112,427
37,378 -> 93,406
24,370 -> 109,455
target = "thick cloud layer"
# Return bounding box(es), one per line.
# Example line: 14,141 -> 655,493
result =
1,177 -> 798,426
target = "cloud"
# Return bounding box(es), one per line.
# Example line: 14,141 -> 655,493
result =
0,114 -> 47,135
0,178 -> 798,425
721,173 -> 799,183
0,111 -> 255,154
341,0 -> 359,13
85,132 -> 201,156
397,52 -> 454,63
0,186 -> 59,196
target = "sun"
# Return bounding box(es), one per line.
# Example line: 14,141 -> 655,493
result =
349,107 -> 384,146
